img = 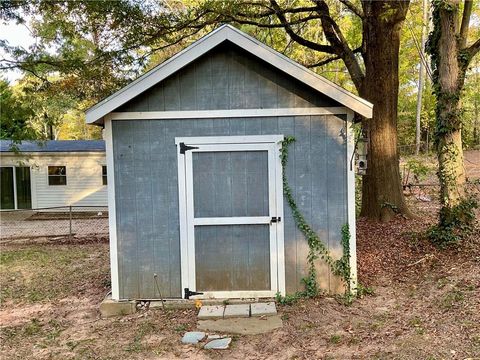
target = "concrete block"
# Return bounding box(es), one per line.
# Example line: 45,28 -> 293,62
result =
250,302 -> 277,317
99,298 -> 136,317
198,316 -> 283,335
224,304 -> 250,318
198,305 -> 225,320
150,300 -> 195,309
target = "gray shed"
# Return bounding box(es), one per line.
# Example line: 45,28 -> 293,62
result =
86,25 -> 372,301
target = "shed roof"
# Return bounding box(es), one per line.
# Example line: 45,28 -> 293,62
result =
86,25 -> 373,125
0,140 -> 105,153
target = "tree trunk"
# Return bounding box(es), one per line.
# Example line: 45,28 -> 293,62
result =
434,1 -> 466,208
360,2 -> 411,221
474,96 -> 479,146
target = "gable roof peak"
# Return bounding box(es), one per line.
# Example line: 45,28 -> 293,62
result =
86,25 -> 372,124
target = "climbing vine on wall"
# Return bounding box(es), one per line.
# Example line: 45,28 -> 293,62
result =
280,137 -> 352,298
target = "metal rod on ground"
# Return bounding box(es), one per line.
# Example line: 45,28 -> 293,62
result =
153,273 -> 166,309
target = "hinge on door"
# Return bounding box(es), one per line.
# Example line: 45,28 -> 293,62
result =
184,288 -> 204,299
179,142 -> 199,154
270,216 -> 281,223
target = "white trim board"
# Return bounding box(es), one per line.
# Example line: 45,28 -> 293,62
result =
104,118 -> 120,300
107,107 -> 348,121
86,25 -> 373,124
175,135 -> 284,145
346,110 -> 358,295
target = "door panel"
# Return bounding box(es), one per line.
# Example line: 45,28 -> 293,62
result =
15,167 -> 32,209
195,224 -> 270,291
0,167 -> 14,209
177,135 -> 285,298
192,151 -> 269,218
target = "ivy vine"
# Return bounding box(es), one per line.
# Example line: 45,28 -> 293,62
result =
425,0 -> 478,245
279,137 -> 352,299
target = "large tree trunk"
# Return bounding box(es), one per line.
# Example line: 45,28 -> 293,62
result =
434,1 -> 466,209
359,2 -> 411,221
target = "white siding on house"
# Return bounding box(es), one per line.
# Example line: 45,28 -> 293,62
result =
0,152 -> 107,208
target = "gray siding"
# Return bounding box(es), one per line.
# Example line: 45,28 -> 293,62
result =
112,115 -> 347,299
117,43 -> 341,113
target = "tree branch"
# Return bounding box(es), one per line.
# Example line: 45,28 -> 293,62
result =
268,0 -> 337,54
465,37 -> 480,59
311,0 -> 365,90
221,14 -> 324,29
307,46 -> 362,68
233,5 -> 321,18
338,0 -> 364,18
459,0 -> 473,49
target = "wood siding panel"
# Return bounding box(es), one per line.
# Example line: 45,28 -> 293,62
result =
117,43 -> 341,113
326,115 -> 348,293
112,115 -> 347,298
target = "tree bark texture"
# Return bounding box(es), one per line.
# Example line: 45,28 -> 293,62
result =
433,0 -> 466,208
359,1 -> 411,221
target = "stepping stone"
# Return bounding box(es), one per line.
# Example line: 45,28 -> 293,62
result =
198,305 -> 224,320
250,302 -> 277,317
198,316 -> 283,335
204,337 -> 232,350
181,331 -> 205,344
224,304 -> 250,318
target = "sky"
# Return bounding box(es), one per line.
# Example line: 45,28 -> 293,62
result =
0,21 -> 35,83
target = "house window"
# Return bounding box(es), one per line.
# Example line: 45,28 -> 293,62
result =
102,165 -> 107,185
48,166 -> 67,186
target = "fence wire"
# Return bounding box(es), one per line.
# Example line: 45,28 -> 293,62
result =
0,206 -> 109,240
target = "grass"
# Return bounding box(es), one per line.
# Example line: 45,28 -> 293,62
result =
440,289 -> 465,310
125,322 -> 156,353
328,334 -> 342,344
0,244 -> 108,305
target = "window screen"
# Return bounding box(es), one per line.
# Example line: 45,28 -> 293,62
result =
48,166 -> 67,186
102,165 -> 107,185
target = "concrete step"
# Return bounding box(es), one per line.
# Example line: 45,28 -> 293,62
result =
198,302 -> 276,319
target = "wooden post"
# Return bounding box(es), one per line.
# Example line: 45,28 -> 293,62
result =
69,205 -> 72,238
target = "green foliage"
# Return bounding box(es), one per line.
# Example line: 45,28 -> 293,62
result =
280,137 -> 354,301
405,157 -> 433,182
333,224 -> 352,292
428,197 -> 478,247
0,78 -> 36,141
280,137 -> 335,295
275,291 -> 302,306
356,283 -> 375,298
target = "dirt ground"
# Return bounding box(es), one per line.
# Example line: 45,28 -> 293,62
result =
0,153 -> 479,360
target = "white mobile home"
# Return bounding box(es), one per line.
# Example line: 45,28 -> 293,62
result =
0,140 -> 107,210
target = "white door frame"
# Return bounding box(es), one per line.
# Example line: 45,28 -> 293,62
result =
175,135 -> 285,299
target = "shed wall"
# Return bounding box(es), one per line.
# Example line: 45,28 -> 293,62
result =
117,43 -> 341,113
112,115 -> 347,299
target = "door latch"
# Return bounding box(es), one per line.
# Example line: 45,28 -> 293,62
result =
270,216 -> 281,223
184,288 -> 204,299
